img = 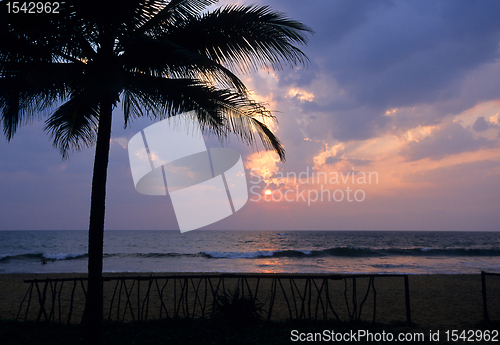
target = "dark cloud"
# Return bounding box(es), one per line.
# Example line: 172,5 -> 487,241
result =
325,1 -> 500,107
325,156 -> 372,167
347,158 -> 373,166
473,117 -> 490,132
295,106 -> 390,143
258,0 -> 500,142
267,0 -> 500,104
264,0 -> 390,46
400,122 -> 494,161
324,156 -> 340,165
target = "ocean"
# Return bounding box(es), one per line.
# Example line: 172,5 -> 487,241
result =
0,230 -> 499,275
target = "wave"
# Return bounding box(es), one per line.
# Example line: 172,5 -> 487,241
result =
379,248 -> 500,257
1,247 -> 499,264
199,247 -> 500,259
0,252 -> 88,262
0,252 -> 198,263
129,252 -> 199,258
370,264 -> 426,269
45,253 -> 88,260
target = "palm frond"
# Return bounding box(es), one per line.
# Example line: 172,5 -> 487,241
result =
163,4 -> 313,73
122,74 -> 284,157
0,81 -> 70,140
122,74 -> 227,125
0,88 -> 61,140
1,2 -> 97,64
0,60 -> 87,140
120,34 -> 248,93
0,93 -> 20,141
137,0 -> 217,35
249,117 -> 285,161
44,92 -> 100,158
2,0 -> 310,161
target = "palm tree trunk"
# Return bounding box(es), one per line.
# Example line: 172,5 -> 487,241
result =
83,97 -> 113,345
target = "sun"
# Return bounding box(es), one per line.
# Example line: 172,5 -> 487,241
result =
265,189 -> 272,195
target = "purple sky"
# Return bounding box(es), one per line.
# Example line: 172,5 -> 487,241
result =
1,0 -> 500,231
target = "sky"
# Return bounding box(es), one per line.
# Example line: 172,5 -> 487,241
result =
1,0 -> 500,231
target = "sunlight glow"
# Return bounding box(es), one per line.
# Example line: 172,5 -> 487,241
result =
404,125 -> 437,142
384,108 -> 398,116
287,88 -> 315,102
244,151 -> 281,181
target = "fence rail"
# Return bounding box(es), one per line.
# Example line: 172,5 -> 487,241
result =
17,273 -> 411,325
481,271 -> 500,322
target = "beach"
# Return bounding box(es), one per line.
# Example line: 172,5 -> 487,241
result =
1,273 -> 499,333
1,231 -> 499,343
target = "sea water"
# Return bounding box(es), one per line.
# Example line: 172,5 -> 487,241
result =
0,230 -> 499,274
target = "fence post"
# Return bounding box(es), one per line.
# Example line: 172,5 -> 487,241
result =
404,275 -> 411,325
481,271 -> 489,322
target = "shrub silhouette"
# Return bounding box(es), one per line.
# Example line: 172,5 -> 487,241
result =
211,288 -> 266,325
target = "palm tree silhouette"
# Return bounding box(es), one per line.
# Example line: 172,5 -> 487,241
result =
1,0 -> 311,343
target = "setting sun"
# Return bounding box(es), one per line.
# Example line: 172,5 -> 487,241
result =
265,190 -> 272,195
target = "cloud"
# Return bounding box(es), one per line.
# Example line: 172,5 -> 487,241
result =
400,122 -> 494,161
472,116 -> 500,132
312,143 -> 373,173
251,0 -> 500,144
325,1 -> 500,106
473,116 -> 490,132
4,1 -> 500,231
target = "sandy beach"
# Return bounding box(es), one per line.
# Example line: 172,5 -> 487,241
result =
1,273 -> 499,333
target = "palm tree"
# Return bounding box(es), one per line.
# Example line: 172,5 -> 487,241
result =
1,0 -> 310,343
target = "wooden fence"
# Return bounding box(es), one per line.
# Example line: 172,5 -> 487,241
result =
481,271 -> 500,322
16,273 -> 411,325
